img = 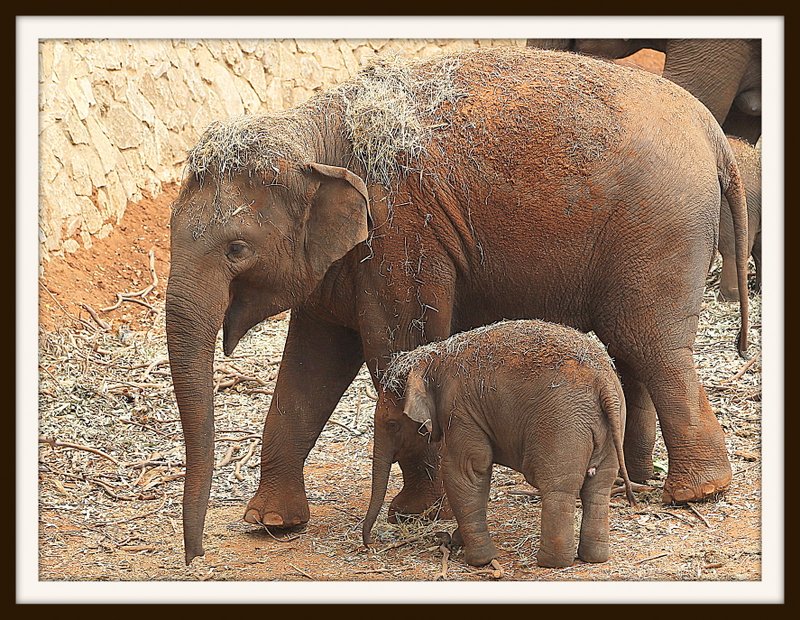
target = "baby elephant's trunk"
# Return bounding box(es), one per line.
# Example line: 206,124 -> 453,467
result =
601,378 -> 636,507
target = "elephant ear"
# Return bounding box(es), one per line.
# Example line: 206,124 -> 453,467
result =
302,163 -> 373,279
403,367 -> 440,442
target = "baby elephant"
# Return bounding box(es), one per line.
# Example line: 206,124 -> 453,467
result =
363,320 -> 635,569
718,135 -> 762,300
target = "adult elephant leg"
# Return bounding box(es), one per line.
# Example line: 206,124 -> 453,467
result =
616,363 -> 657,483
596,254 -> 731,503
604,318 -> 730,502
244,308 -> 363,527
646,354 -> 731,503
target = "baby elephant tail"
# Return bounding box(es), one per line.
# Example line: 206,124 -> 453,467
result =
600,377 -> 636,507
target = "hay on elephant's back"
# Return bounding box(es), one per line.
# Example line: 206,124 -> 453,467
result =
381,319 -> 613,395
336,54 -> 467,187
183,53 -> 468,189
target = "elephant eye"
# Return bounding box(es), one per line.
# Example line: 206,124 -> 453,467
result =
226,240 -> 252,261
386,420 -> 400,433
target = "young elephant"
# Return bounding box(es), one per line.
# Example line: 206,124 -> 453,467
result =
363,320 -> 635,569
718,136 -> 762,300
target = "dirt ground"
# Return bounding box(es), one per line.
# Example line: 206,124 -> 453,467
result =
37,183 -> 763,589
35,48 -> 766,597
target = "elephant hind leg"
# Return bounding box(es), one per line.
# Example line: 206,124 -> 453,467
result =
615,362 -> 657,484
577,462 -> 618,564
596,315 -> 731,504
623,345 -> 731,504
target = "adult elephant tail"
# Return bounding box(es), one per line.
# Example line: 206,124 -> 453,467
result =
716,134 -> 751,358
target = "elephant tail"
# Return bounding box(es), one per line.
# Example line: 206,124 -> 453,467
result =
717,134 -> 751,358
600,375 -> 635,507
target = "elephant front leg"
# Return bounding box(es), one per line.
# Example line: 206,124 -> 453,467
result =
361,274 -> 456,523
389,448 -> 449,522
441,440 -> 496,567
244,309 -> 364,528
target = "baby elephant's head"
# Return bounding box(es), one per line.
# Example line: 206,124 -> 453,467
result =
363,367 -> 439,546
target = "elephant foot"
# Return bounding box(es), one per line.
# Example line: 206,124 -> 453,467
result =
537,548 -> 575,569
387,485 -> 451,523
577,540 -> 609,564
662,471 -> 731,504
464,539 -> 497,568
661,388 -> 733,504
243,488 -> 310,529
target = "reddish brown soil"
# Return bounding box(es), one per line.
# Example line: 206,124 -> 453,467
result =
39,185 -> 178,333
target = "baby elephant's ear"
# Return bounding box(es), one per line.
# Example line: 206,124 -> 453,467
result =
403,368 -> 439,441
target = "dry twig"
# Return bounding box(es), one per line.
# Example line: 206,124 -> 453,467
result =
722,350 -> 761,383
687,503 -> 712,528
79,303 -> 111,331
101,248 -> 159,312
39,436 -> 123,467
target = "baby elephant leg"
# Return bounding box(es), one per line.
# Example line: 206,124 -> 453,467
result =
442,443 -> 496,567
577,466 -> 616,563
538,490 -> 578,568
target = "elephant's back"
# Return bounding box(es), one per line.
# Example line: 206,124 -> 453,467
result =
426,46 -> 712,182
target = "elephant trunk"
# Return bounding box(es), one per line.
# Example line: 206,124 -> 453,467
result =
165,272 -> 227,565
362,425 -> 395,548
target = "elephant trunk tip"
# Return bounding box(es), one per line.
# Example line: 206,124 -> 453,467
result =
362,527 -> 373,549
185,544 -> 205,566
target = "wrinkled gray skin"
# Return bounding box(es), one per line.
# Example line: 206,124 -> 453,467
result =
363,321 -> 635,568
526,39 -> 761,142
719,136 -> 762,300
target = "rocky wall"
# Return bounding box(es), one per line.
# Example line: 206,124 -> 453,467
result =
38,38 -> 524,260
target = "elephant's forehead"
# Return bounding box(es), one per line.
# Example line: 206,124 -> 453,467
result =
172,180 -> 260,239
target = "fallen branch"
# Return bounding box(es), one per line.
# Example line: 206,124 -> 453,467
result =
353,567 -> 412,575
101,248 -> 159,312
143,357 -> 169,380
252,519 -> 303,543
79,303 -> 110,331
39,281 -> 88,329
234,440 -> 259,481
327,419 -> 364,436
375,534 -> 427,554
733,462 -> 760,477
119,545 -> 157,553
636,552 -> 669,564
658,511 -> 695,526
471,559 -> 504,579
97,493 -> 168,526
687,503 -> 712,528
87,477 -> 138,501
435,543 -> 450,581
288,564 -> 315,580
39,436 -> 122,467
723,351 -> 761,383
216,444 -> 238,468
